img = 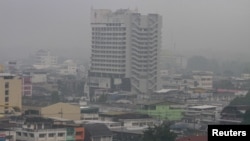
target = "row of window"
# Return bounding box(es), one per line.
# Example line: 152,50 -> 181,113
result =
92,68 -> 125,72
132,23 -> 159,30
4,83 -> 9,113
92,41 -> 126,45
92,46 -> 126,50
92,64 -> 125,67
92,37 -> 126,40
131,34 -> 158,40
92,54 -> 126,58
106,23 -> 122,26
92,27 -> 126,31
92,50 -> 125,54
132,54 -> 158,60
131,49 -> 152,54
131,59 -> 156,63
5,82 -> 9,88
92,32 -> 126,36
92,59 -> 125,63
131,39 -> 158,44
131,32 -> 156,36
131,67 -> 157,72
16,132 -> 65,138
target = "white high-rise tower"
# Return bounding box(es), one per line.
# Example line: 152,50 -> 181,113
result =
85,8 -> 162,100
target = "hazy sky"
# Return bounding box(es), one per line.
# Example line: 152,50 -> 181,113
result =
0,0 -> 249,62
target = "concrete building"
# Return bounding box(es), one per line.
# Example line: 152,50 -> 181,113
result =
0,64 -> 4,73
23,102 -> 81,120
6,60 -> 20,74
0,129 -> 16,141
192,71 -> 213,89
0,73 -> 22,116
183,105 -> 218,128
59,59 -> 78,76
85,8 -> 162,100
33,49 -> 57,69
31,72 -> 47,83
84,123 -> 113,141
15,117 -> 67,141
22,72 -> 32,97
241,73 -> 250,80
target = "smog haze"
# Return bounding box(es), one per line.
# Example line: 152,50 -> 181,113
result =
0,0 -> 249,63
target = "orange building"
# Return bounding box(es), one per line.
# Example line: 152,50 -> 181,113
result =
75,127 -> 85,141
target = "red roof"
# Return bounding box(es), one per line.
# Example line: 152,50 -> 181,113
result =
176,136 -> 207,141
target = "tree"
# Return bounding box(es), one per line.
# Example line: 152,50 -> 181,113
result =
242,109 -> 250,124
51,91 -> 60,103
97,94 -> 107,103
230,91 -> 250,106
142,123 -> 177,141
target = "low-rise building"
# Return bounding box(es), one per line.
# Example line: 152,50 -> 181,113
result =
0,73 -> 22,117
183,105 -> 218,128
80,106 -> 99,120
23,102 -> 81,120
192,71 -> 213,89
15,117 -> 67,141
138,101 -> 184,121
0,129 -> 16,141
84,123 -> 113,141
22,72 -> 32,97
31,72 -> 47,83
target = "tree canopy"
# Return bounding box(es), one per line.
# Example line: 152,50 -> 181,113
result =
242,109 -> 250,124
142,123 -> 177,141
230,91 -> 250,106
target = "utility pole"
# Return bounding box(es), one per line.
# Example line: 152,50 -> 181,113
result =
58,107 -> 63,118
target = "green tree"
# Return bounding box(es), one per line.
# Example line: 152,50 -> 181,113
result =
97,94 -> 107,103
51,91 -> 60,103
142,123 -> 177,141
230,91 -> 250,106
242,109 -> 250,124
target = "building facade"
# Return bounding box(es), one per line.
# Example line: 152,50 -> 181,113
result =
33,49 -> 57,69
22,72 -> 32,97
23,102 -> 81,120
85,8 -> 162,99
192,71 -> 213,89
0,73 -> 22,116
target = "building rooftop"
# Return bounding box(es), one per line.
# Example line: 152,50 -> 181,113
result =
111,127 -> 144,135
189,105 -> 217,109
84,123 -> 113,137
154,89 -> 179,94
0,73 -> 16,77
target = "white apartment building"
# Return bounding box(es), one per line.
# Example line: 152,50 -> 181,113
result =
31,72 -> 47,83
85,8 -> 162,100
33,49 -> 57,69
16,128 -> 66,141
59,59 -> 78,76
192,71 -> 213,89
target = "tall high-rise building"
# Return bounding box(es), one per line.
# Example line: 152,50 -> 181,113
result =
85,9 -> 162,100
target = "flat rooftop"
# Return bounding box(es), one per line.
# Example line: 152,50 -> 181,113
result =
189,105 -> 217,109
0,73 -> 16,77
